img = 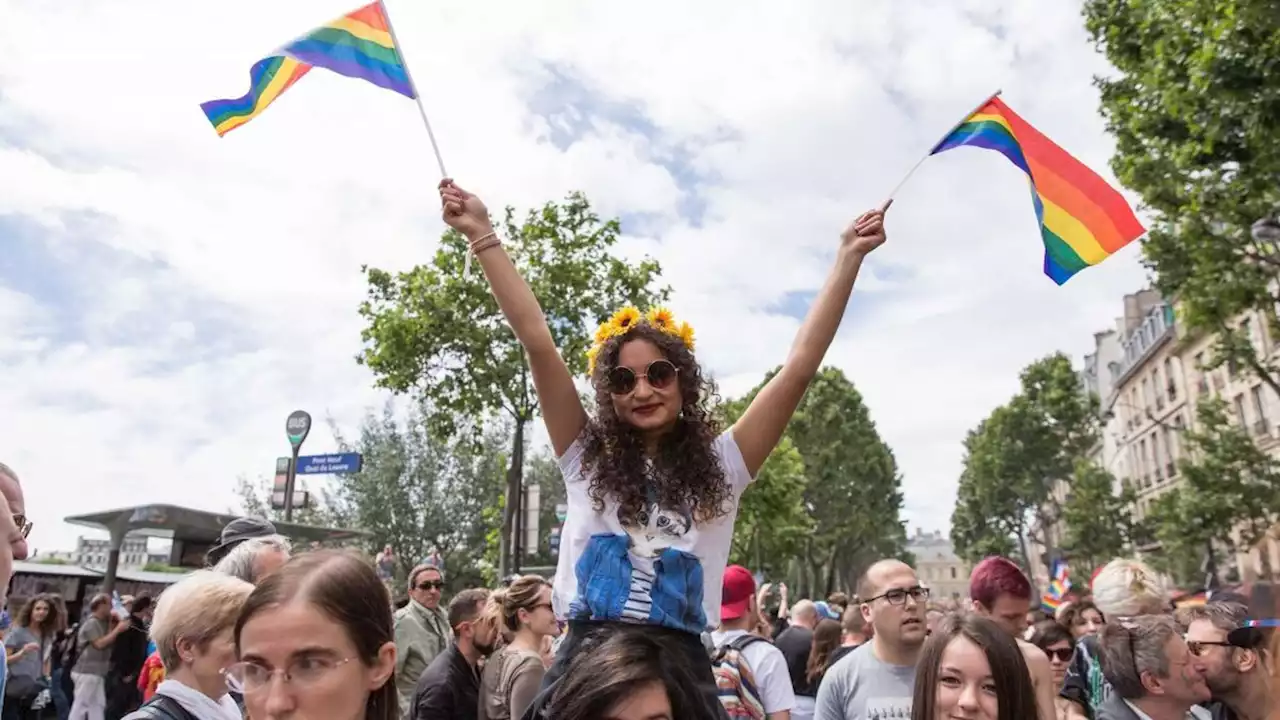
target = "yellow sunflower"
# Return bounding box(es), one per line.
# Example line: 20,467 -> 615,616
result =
594,322 -> 617,345
645,307 -> 676,332
677,321 -> 695,350
608,306 -> 642,335
586,344 -> 601,375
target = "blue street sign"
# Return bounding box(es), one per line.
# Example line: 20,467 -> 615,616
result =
295,452 -> 363,475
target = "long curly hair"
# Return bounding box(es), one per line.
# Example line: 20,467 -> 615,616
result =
582,322 -> 730,525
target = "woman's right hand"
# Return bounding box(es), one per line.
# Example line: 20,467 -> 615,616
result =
439,178 -> 492,239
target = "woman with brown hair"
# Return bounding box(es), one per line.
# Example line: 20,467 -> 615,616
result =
912,615 -> 1038,720
805,618 -> 843,691
478,576 -> 560,720
230,551 -> 397,720
546,627 -> 721,720
4,594 -> 65,719
438,177 -> 889,717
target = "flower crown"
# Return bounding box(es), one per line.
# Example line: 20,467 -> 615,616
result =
586,306 -> 696,376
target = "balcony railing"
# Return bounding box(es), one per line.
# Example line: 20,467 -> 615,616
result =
1254,420 -> 1270,437
1166,462 -> 1177,478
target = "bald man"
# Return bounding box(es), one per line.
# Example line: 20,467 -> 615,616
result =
777,599 -> 821,717
814,560 -> 925,720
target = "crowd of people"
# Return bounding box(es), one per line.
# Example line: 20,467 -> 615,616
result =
4,180 -> 1280,720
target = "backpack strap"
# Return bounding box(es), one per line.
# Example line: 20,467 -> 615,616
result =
728,634 -> 766,653
126,695 -> 198,720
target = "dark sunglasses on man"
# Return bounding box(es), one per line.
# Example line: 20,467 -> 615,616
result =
13,514 -> 31,539
416,580 -> 444,591
606,359 -> 679,396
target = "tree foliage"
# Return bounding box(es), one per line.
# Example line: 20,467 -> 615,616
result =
1144,396 -> 1280,583
325,402 -> 508,592
357,194 -> 667,573
1083,0 -> 1280,394
720,395 -> 811,575
1060,461 -> 1137,572
233,471 -> 354,534
951,353 -> 1101,567
729,367 -> 906,595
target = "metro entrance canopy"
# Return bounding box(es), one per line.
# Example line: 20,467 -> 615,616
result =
65,503 -> 369,594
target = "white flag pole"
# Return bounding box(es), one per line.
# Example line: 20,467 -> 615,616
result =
379,0 -> 447,178
883,88 -> 1002,203
380,0 -> 477,275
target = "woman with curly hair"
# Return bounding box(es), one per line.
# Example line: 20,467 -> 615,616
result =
439,180 -> 888,712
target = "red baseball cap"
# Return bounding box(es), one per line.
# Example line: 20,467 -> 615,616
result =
721,565 -> 756,621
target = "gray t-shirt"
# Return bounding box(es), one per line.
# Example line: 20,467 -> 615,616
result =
74,617 -> 111,677
813,642 -> 915,720
4,626 -> 47,683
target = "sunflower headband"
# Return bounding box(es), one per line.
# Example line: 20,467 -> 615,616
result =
586,306 -> 696,376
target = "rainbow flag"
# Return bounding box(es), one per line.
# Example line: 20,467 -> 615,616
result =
1041,559 -> 1072,612
931,96 -> 1146,285
201,2 -> 415,136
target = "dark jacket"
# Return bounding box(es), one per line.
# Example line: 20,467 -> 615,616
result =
1095,694 -> 1214,720
411,645 -> 480,720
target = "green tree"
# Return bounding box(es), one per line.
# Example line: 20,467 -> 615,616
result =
732,367 -> 906,596
1145,397 -> 1280,583
951,353 -> 1100,567
951,418 -> 1026,565
328,402 -> 508,592
357,194 -> 667,575
719,393 -> 811,576
1082,0 -> 1280,395
234,469 -> 353,532
1060,461 -> 1137,571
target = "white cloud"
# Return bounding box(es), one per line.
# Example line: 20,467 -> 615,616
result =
0,0 -> 1148,554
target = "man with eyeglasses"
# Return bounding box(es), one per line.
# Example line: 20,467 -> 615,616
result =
1180,602 -> 1270,720
1093,615 -> 1212,720
813,559 -> 924,720
968,556 -> 1059,720
395,563 -> 453,716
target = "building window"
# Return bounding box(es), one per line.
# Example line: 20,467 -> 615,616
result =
1152,432 -> 1164,480
950,567 -> 957,579
1251,385 -> 1269,436
1141,377 -> 1152,412
1234,394 -> 1248,425
1164,357 -> 1177,399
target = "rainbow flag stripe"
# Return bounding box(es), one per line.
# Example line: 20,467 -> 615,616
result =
1041,594 -> 1063,612
200,56 -> 312,137
200,2 -> 414,137
931,96 -> 1146,285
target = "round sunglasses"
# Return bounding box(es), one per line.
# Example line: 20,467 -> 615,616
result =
606,359 -> 679,395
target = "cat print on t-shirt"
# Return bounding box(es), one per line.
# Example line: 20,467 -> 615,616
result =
554,432 -> 754,634
568,497 -> 707,633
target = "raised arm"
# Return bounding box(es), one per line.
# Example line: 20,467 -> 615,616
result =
439,180 -> 588,456
732,202 -> 890,476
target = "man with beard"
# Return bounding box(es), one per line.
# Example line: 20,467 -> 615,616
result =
968,556 -> 1058,720
411,589 -> 498,720
1181,602 -> 1271,720
814,559 -> 926,720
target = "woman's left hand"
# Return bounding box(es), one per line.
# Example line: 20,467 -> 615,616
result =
840,199 -> 892,256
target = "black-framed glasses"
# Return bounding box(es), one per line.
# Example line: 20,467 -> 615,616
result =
223,657 -> 353,693
606,360 -> 678,396
1186,640 -> 1233,657
13,515 -> 31,539
416,581 -> 444,591
863,586 -> 929,606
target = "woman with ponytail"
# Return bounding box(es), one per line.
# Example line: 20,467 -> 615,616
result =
478,576 -> 560,720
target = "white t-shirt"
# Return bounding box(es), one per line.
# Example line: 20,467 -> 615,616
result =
710,629 -> 796,715
553,430 -> 754,633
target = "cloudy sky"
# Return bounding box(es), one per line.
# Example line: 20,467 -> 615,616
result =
0,0 -> 1148,554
